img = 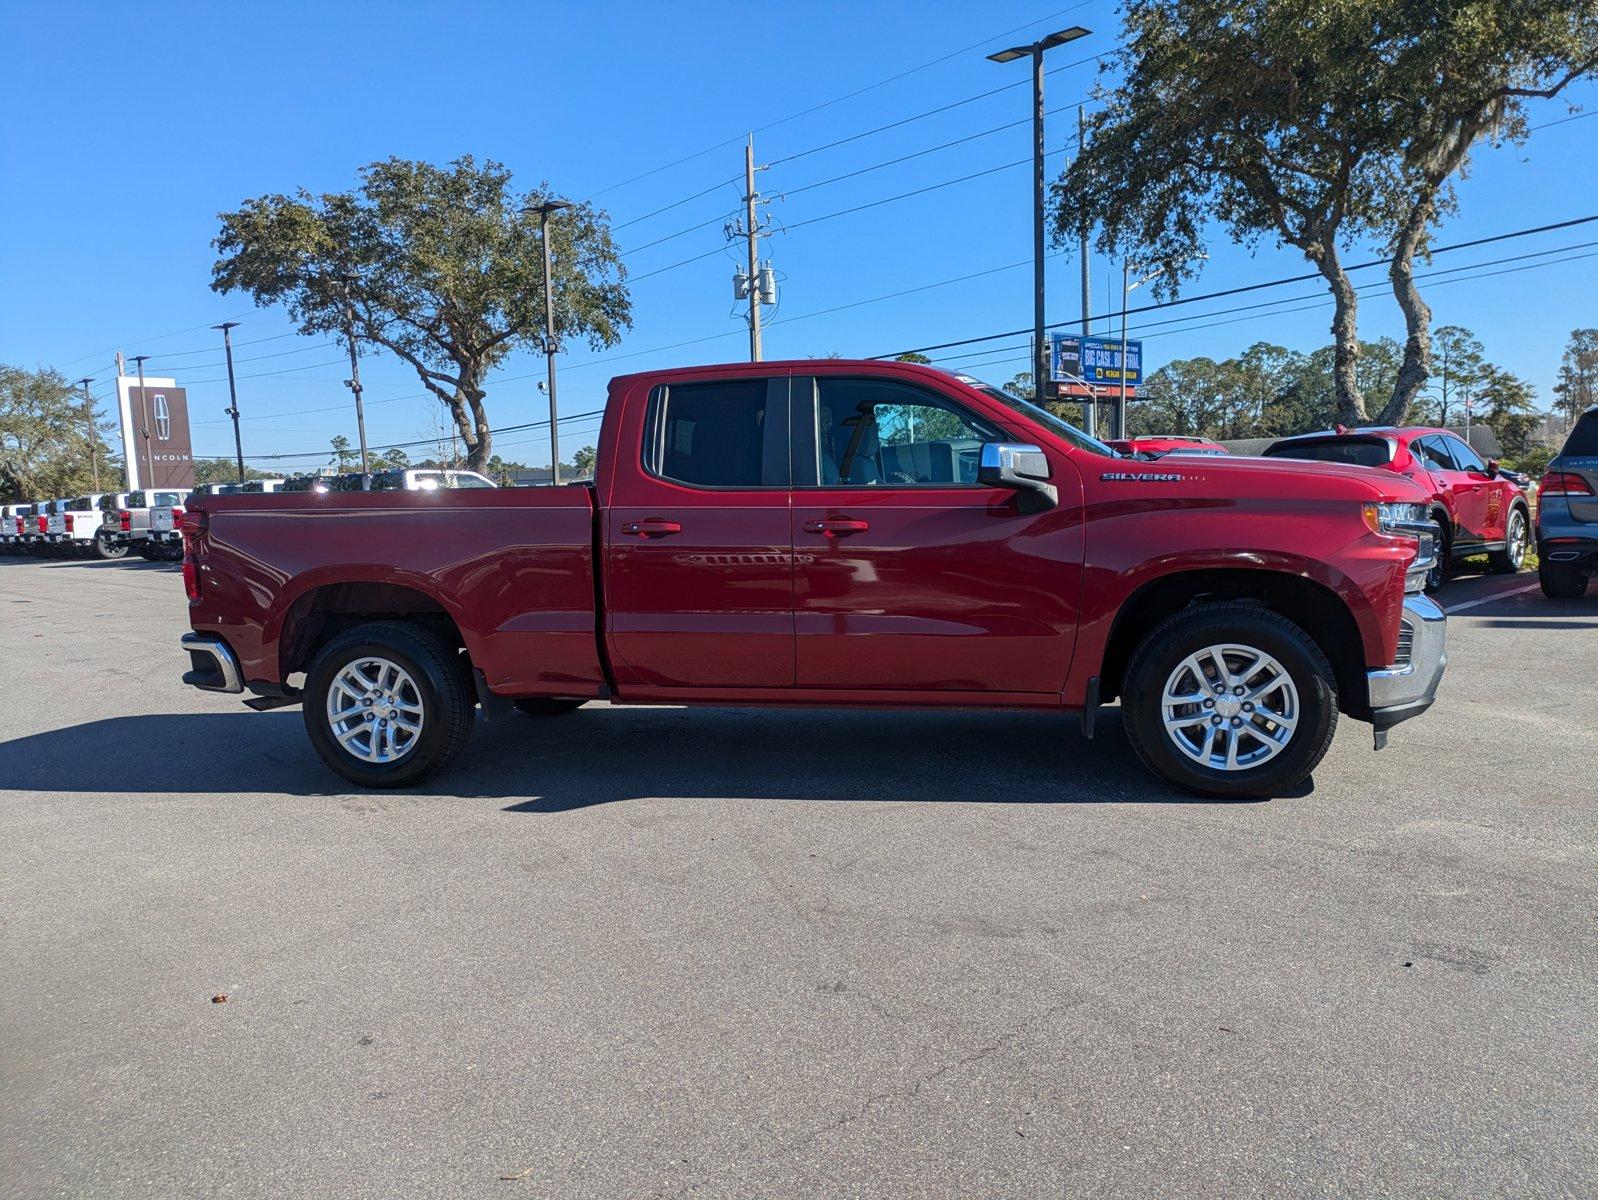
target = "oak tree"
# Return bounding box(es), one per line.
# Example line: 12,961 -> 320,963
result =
212,156 -> 631,470
1051,0 -> 1597,426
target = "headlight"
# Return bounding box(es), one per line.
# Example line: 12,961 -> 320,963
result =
1362,501 -> 1430,537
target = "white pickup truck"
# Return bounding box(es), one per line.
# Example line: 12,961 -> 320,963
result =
107,489 -> 185,559
1,503 -> 27,553
54,494 -> 109,556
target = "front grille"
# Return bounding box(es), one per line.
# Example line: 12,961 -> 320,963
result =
1394,619 -> 1415,667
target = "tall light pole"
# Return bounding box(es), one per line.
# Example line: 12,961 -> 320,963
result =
73,376 -> 99,491
525,198 -> 573,486
131,354 -> 154,490
214,322 -> 244,482
988,25 -> 1090,407
337,275 -> 372,480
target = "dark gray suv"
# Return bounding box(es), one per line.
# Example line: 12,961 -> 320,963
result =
1536,406 -> 1598,598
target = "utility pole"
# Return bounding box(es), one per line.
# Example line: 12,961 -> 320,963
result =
1118,262 -> 1132,441
131,354 -> 154,490
1078,106 -> 1095,436
74,376 -> 99,491
215,322 -> 244,482
337,276 -> 372,480
745,134 -> 763,362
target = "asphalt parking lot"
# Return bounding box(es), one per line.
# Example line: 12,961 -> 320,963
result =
1,553 -> 1594,1199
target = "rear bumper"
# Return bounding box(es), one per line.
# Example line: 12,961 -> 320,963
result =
180,632 -> 244,694
1537,534 -> 1598,570
1367,592 -> 1447,733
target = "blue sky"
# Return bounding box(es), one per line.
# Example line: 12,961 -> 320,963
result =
2,0 -> 1594,470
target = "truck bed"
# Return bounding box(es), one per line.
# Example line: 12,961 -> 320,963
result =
187,486 -> 604,696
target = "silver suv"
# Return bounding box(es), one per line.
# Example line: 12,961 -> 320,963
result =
1535,406 -> 1598,598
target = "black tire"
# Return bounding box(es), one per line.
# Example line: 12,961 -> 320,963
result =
303,621 -> 475,788
513,697 -> 587,716
1488,505 -> 1529,574
92,530 -> 129,560
136,543 -> 160,560
1424,517 -> 1451,591
1121,603 -> 1339,799
1538,559 -> 1589,599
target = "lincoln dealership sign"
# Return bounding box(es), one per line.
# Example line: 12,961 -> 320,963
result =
115,375 -> 196,490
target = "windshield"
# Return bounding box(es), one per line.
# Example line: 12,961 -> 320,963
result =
954,375 -> 1118,456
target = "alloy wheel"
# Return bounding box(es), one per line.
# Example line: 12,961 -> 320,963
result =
1160,643 -> 1300,772
325,657 -> 425,764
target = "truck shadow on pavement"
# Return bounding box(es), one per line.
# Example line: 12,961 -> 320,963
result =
0,706 -> 1296,808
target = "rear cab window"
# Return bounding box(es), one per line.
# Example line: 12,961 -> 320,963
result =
643,378 -> 787,488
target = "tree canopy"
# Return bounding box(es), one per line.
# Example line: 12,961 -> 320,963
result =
211,155 -> 631,470
0,365 -> 120,500
1051,0 -> 1597,426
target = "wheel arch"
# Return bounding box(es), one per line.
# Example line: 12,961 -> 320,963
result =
1097,568 -> 1370,718
277,579 -> 470,682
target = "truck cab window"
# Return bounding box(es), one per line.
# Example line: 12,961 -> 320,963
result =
647,379 -> 784,488
811,378 -> 999,486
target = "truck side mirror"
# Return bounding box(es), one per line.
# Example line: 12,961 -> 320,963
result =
978,443 -> 1057,509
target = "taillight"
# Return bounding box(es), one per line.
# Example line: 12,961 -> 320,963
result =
65,513 -> 75,533
119,510 -> 131,532
171,506 -> 183,522
1539,470 -> 1594,497
38,516 -> 48,533
181,509 -> 206,601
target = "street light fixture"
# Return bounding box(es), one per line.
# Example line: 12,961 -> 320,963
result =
987,25 -> 1090,407
214,322 -> 244,482
524,198 -> 574,486
73,376 -> 99,491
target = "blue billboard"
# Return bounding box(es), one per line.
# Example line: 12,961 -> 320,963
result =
1050,334 -> 1142,392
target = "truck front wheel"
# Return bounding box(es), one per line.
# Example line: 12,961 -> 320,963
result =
1120,604 -> 1338,799
303,621 -> 475,788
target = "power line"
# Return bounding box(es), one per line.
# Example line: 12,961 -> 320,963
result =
874,212 -> 1598,358
582,4 -> 1098,204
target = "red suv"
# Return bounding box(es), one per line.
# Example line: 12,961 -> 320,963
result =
1262,426 -> 1530,588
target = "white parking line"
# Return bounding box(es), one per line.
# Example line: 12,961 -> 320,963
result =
1443,582 -> 1542,614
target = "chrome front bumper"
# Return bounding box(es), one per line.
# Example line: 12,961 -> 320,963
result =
1366,592 -> 1447,742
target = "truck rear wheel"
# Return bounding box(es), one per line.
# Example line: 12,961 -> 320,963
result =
1120,603 -> 1338,799
303,621 -> 474,789
92,530 -> 129,560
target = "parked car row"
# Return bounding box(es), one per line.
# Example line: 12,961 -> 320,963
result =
2,491 -> 189,560
3,470 -> 500,562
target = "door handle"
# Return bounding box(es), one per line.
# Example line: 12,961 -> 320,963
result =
621,518 -> 682,538
803,517 -> 870,536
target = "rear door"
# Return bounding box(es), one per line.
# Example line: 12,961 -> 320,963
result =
603,374 -> 795,690
790,373 -> 1083,696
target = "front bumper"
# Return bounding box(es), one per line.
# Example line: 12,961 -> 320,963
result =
1367,592 -> 1447,740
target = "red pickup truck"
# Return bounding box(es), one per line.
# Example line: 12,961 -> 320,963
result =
178,359 -> 1446,798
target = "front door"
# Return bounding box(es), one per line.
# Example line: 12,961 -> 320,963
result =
790,374 -> 1083,696
604,374 -> 795,690
1439,433 -> 1503,543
